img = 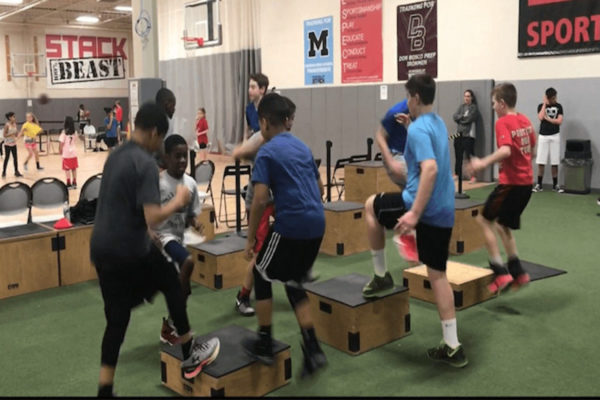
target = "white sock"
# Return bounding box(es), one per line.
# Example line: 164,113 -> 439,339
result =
490,255 -> 503,266
371,249 -> 387,277
441,318 -> 460,349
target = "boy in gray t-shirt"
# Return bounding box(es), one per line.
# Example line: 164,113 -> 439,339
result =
155,134 -> 202,345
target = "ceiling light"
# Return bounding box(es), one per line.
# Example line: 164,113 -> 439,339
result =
76,15 -> 100,23
114,5 -> 132,12
0,0 -> 24,4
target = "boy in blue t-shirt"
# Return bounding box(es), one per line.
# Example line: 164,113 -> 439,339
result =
363,74 -> 467,368
103,108 -> 119,151
242,93 -> 327,378
244,73 -> 269,140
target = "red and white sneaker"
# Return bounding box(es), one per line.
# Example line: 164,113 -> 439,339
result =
160,317 -> 179,346
393,234 -> 419,263
487,274 -> 514,294
511,273 -> 530,290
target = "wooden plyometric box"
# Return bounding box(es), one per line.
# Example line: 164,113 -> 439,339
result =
161,325 -> 291,397
55,223 -> 96,286
305,273 -> 410,355
187,235 -> 247,290
344,161 -> 400,204
450,198 -> 485,255
197,203 -> 216,241
402,261 -> 495,310
0,224 -> 59,299
321,201 -> 368,256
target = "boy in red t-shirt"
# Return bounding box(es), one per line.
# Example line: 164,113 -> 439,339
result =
468,83 -> 537,293
195,108 -> 209,161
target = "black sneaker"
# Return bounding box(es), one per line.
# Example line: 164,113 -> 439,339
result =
427,340 -> 468,368
15,171 -> 23,177
362,272 -> 394,298
1,172 -> 5,178
235,292 -> 255,316
300,342 -> 328,378
242,333 -> 274,365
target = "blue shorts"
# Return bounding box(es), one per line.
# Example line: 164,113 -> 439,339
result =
164,241 -> 190,267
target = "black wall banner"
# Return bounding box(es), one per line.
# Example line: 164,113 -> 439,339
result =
519,0 -> 600,57
397,0 -> 437,81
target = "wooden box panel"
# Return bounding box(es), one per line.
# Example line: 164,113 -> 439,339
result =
450,199 -> 485,255
161,325 -> 291,397
306,274 -> 410,355
197,204 -> 216,241
321,201 -> 368,256
344,161 -> 399,204
0,224 -> 58,299
58,225 -> 97,286
188,235 -> 247,290
402,261 -> 495,310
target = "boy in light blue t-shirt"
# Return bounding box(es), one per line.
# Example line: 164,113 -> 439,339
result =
363,74 -> 467,368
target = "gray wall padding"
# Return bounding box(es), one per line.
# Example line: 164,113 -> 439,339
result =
281,79 -> 495,182
512,78 -> 600,189
1,97 -> 128,132
159,49 -> 262,149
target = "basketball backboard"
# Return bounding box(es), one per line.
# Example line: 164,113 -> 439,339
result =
10,53 -> 47,78
182,0 -> 222,50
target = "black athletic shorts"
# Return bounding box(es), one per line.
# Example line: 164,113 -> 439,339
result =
199,142 -> 207,149
105,137 -> 118,148
372,192 -> 407,230
373,192 -> 451,271
255,228 -> 322,283
482,184 -> 532,230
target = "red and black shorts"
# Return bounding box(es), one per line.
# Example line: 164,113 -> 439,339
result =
482,184 -> 532,230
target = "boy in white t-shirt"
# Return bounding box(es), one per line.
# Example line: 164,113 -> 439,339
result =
154,134 -> 203,345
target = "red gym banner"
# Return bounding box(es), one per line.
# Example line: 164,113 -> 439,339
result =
519,0 -> 600,57
340,0 -> 383,84
397,0 -> 437,81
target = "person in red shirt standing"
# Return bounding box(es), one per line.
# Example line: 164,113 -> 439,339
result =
114,100 -> 124,143
468,83 -> 537,294
195,108 -> 209,161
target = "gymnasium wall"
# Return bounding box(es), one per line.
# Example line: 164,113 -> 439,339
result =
280,80 -> 496,182
259,0 -> 600,88
0,97 -> 129,132
157,0 -> 262,147
0,27 -> 132,100
512,78 -> 600,189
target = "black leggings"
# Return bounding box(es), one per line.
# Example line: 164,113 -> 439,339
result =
454,137 -> 475,176
2,145 -> 18,174
95,245 -> 191,367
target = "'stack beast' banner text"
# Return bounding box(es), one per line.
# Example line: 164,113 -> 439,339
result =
519,0 -> 600,57
45,33 -> 129,88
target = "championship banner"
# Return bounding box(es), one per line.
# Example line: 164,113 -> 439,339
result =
397,0 -> 437,81
340,0 -> 383,84
304,16 -> 334,85
45,33 -> 129,88
519,0 -> 600,57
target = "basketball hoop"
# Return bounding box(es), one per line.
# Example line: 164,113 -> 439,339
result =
182,36 -> 205,48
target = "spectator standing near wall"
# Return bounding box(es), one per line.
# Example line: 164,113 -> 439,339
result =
452,90 -> 479,183
533,87 -> 563,193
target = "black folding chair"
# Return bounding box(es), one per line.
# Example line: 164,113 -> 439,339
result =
0,182 -> 32,227
218,164 -> 252,228
30,177 -> 68,223
331,157 -> 352,200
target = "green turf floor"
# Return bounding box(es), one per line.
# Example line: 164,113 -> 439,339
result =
0,186 -> 598,397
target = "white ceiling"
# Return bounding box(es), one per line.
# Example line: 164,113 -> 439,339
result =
0,0 -> 132,31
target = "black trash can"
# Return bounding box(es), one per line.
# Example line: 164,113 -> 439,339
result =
562,139 -> 593,194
